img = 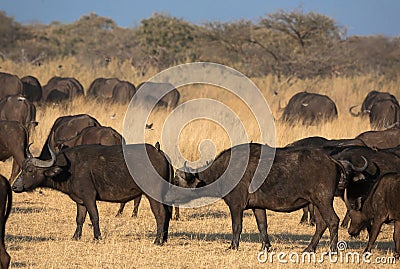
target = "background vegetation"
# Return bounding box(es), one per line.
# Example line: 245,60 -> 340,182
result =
1,8 -> 399,269
1,9 -> 400,79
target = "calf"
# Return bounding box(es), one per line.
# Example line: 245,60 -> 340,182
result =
346,173 -> 400,258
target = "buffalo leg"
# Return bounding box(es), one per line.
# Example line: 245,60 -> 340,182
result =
115,203 -> 126,217
72,203 -> 87,240
304,207 -> 328,252
364,219 -> 385,253
162,204 -> 172,242
174,207 -> 180,220
252,209 -> 271,251
85,200 -> 101,240
0,189 -> 10,269
301,204 -> 315,226
148,197 -> 171,245
308,204 -> 315,226
316,203 -> 339,252
131,195 -> 142,217
300,207 -> 309,224
0,244 -> 9,269
228,205 -> 244,250
340,210 -> 351,228
394,221 -> 400,259
304,204 -> 339,253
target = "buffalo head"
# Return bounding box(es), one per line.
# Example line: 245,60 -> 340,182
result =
165,162 -> 207,204
347,210 -> 369,237
12,145 -> 67,193
344,190 -> 370,236
173,161 -> 205,188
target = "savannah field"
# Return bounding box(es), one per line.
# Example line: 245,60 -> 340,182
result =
0,57 -> 399,268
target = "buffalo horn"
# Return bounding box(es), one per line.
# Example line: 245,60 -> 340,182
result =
344,188 -> 352,209
26,143 -> 34,159
341,156 -> 368,172
349,105 -> 361,117
31,145 -> 56,168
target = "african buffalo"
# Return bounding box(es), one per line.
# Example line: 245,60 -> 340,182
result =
0,174 -> 12,268
42,76 -> 84,102
332,146 -> 400,227
47,124 -> 142,218
349,90 -> 399,117
346,173 -> 400,259
87,78 -> 136,104
12,143 -> 173,245
285,136 -> 367,226
332,147 -> 400,181
87,77 -> 120,99
167,143 -> 346,252
0,95 -> 38,139
285,136 -> 366,151
355,127 -> 400,149
368,99 -> 400,129
280,92 -> 338,125
136,82 -> 180,109
21,75 -> 42,102
56,126 -> 122,150
112,81 -> 136,104
0,72 -> 23,99
39,114 -> 101,160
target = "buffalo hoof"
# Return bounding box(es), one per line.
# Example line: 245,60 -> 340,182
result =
153,239 -> 164,246
363,248 -> 371,254
303,246 -> 316,253
115,212 -> 123,218
227,245 -> 239,251
349,234 -> 360,239
131,213 -> 138,218
94,235 -> 102,241
299,218 -> 308,225
260,245 -> 271,252
72,235 -> 81,241
300,221 -> 315,227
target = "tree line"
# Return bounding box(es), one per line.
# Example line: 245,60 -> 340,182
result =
1,9 -> 400,80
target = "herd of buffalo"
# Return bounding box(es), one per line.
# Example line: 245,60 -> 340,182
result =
0,70 -> 400,267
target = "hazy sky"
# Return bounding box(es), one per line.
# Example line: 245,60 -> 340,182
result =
1,0 -> 399,36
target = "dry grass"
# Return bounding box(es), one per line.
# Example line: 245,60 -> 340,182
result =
0,58 -> 399,268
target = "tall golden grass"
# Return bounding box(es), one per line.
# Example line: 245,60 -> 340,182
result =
0,57 -> 399,268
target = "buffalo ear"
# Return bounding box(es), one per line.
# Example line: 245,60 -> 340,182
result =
56,152 -> 70,167
44,166 -> 63,177
348,209 -> 363,220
